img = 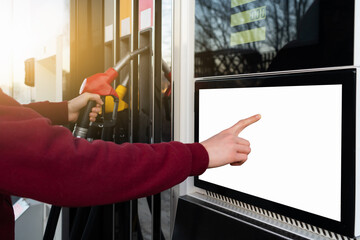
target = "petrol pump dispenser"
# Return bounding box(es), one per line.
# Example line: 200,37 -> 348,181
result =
72,46 -> 149,140
43,46 -> 150,240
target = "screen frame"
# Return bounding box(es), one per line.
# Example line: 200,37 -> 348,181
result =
194,69 -> 356,237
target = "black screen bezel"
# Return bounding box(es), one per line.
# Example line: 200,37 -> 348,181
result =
194,69 -> 356,237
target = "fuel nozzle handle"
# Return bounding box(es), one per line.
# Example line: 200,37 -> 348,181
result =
73,100 -> 97,138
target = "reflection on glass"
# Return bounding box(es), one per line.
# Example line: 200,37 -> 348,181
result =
0,0 -> 70,103
162,0 -> 172,143
195,0 -> 317,77
161,2 -> 172,240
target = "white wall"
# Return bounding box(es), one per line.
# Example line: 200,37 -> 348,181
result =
34,36 -> 63,102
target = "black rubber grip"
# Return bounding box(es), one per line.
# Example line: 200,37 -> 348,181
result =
43,206 -> 61,240
76,100 -> 97,129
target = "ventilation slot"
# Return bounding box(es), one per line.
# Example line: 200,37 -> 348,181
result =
203,191 -> 354,240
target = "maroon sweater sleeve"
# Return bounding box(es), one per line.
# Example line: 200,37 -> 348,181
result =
22,101 -> 69,125
0,104 -> 209,207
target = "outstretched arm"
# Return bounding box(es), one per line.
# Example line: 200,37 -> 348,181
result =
1,86 -> 260,207
0,108 -> 208,206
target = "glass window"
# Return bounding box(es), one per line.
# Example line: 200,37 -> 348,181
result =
195,0 -> 354,77
0,0 -> 70,103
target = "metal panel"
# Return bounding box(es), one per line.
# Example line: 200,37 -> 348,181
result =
356,68 -> 360,237
64,0 -> 105,238
355,0 -> 360,67
138,28 -> 153,143
66,0 -> 105,101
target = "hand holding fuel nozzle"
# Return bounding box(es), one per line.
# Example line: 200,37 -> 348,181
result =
67,93 -> 103,123
73,46 -> 149,138
73,66 -> 120,139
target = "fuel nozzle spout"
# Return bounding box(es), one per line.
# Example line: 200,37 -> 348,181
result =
113,46 -> 150,73
79,46 -> 150,98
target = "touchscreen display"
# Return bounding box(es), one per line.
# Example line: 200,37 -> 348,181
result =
198,84 -> 342,221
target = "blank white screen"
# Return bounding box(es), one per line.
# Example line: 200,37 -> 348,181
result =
198,84 -> 342,221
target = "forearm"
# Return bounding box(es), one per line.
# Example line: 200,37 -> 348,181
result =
0,111 -> 208,207
23,101 -> 69,125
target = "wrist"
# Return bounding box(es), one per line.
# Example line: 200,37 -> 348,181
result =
186,143 -> 209,175
67,100 -> 78,122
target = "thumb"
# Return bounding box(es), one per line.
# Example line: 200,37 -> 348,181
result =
232,114 -> 261,135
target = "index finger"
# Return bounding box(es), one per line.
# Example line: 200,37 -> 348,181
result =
232,114 -> 261,135
88,93 -> 104,105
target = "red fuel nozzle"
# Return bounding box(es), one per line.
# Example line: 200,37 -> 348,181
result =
73,46 -> 149,139
79,68 -> 119,98
78,46 -> 149,98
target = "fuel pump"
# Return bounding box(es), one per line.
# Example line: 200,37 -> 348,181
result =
73,46 -> 149,139
43,46 -> 150,240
